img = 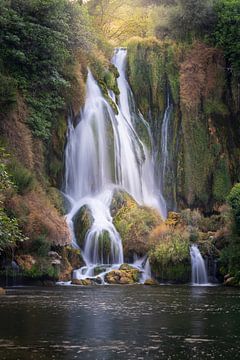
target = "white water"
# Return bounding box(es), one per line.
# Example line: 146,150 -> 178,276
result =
64,48 -> 165,282
190,245 -> 208,285
160,91 -> 172,216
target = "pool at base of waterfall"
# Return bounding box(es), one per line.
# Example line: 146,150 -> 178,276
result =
0,285 -> 239,360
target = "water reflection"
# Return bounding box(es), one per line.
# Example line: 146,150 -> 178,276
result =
0,286 -> 239,359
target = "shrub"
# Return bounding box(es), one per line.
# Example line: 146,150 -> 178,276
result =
227,183 -> 240,234
0,207 -> 27,252
8,160 -> 34,194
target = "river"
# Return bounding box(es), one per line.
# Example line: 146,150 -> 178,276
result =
0,285 -> 239,359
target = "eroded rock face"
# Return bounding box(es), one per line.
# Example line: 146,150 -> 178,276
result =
104,267 -> 141,284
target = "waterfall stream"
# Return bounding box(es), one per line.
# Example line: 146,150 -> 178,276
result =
64,48 -> 166,282
160,91 -> 173,216
190,245 -> 208,285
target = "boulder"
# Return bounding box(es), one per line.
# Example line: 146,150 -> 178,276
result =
119,263 -> 135,271
144,278 -> 158,286
73,205 -> 93,248
224,277 -> 237,286
71,278 -> 94,286
104,268 -> 140,284
111,190 -> 162,261
0,288 -> 6,295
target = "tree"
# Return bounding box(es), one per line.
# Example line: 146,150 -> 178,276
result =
0,0 -> 94,139
213,0 -> 240,75
168,0 -> 216,41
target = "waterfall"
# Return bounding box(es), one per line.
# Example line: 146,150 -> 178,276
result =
63,48 -> 166,282
190,245 -> 208,285
160,91 -> 172,216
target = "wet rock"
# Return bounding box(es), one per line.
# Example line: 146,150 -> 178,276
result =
144,278 -> 158,286
94,266 -> 107,276
51,259 -> 61,266
48,251 -> 61,259
119,263 -> 135,271
71,278 -> 94,286
73,205 -> 94,248
111,190 -> 162,261
0,288 -> 6,295
224,277 -> 236,286
104,268 -> 140,284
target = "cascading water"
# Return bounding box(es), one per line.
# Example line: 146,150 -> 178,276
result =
64,48 -> 164,282
160,91 -> 172,216
190,245 -> 208,285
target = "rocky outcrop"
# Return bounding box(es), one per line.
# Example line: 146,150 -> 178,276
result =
104,265 -> 141,284
127,38 -> 240,212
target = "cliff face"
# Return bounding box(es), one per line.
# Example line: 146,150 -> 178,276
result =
127,38 -> 240,212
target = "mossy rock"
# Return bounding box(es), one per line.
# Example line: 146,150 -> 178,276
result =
144,278 -> 158,286
119,263 -> 135,271
73,205 -> 93,248
97,231 -> 112,264
72,278 -> 94,286
104,268 -> 140,284
94,266 -> 107,276
111,191 -> 162,261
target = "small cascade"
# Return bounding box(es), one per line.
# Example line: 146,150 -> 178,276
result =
63,48 -> 166,283
141,258 -> 152,283
160,91 -> 173,216
190,245 -> 208,285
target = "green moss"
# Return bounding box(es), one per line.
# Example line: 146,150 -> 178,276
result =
112,191 -> 162,259
149,231 -> 190,283
213,158 -> 232,202
73,205 -> 93,248
205,99 -> 229,116
0,73 -> 17,114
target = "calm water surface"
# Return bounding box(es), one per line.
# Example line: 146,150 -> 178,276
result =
0,285 -> 239,359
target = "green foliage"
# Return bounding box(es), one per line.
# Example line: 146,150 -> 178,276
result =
127,37 -> 166,118
0,73 -> 17,113
0,0 -> 94,139
169,0 -> 216,41
30,235 -> 51,258
22,261 -> 59,279
0,207 -> 27,251
8,160 -> 34,194
213,158 -> 232,202
213,0 -> 240,75
0,147 -> 13,195
113,191 -> 162,258
149,230 -> 190,282
227,183 -> 240,234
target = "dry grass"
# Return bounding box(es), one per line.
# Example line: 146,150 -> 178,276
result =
8,189 -> 70,246
180,42 -> 225,111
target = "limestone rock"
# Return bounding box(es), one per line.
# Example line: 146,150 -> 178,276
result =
73,205 -> 93,248
71,278 -> 94,286
144,278 -> 158,286
0,288 -> 6,295
104,268 -> 140,284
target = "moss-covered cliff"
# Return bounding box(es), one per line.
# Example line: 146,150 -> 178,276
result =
127,38 -> 240,212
